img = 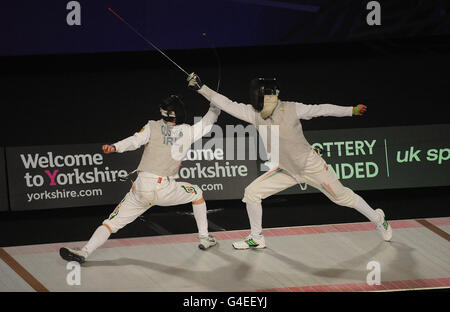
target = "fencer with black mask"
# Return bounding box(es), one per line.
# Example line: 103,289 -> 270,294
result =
59,95 -> 221,263
188,73 -> 392,250
249,78 -> 280,119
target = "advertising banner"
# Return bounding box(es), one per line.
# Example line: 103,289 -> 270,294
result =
5,136 -> 259,211
5,124 -> 449,211
6,144 -> 142,211
277,124 -> 450,195
178,136 -> 259,201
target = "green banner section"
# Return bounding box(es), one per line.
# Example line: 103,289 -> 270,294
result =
278,124 -> 450,195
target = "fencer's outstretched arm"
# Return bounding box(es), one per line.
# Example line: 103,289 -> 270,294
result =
111,124 -> 151,153
294,102 -> 355,120
197,85 -> 257,124
295,102 -> 368,120
187,73 -> 365,123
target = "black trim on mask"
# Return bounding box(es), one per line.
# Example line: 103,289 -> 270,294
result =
160,95 -> 187,125
249,78 -> 279,111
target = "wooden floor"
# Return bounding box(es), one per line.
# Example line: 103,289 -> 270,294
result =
1,217 -> 449,292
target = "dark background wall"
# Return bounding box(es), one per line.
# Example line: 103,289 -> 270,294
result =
1,35 -> 449,246
1,35 -> 450,147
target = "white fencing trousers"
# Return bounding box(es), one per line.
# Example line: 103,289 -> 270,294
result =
242,149 -> 378,235
103,173 -> 204,234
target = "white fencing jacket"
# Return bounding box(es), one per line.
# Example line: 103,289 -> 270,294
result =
113,106 -> 220,177
198,85 -> 353,182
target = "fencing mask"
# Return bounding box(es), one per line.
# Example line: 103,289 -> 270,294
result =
160,95 -> 187,125
249,78 -> 280,119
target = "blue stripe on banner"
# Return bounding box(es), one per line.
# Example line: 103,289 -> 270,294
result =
230,0 -> 320,12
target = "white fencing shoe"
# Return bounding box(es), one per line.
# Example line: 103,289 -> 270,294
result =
59,247 -> 88,264
198,235 -> 217,250
232,235 -> 266,249
375,209 -> 393,241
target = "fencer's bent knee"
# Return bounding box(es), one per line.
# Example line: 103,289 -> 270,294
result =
102,223 -> 113,234
102,220 -> 120,233
242,184 -> 262,204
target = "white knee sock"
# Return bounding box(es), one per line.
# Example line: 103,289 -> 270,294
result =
192,202 -> 209,238
246,202 -> 263,238
82,225 -> 111,256
353,195 -> 381,223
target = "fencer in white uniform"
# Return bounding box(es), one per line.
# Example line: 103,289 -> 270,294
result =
187,74 -> 392,249
60,95 -> 220,263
